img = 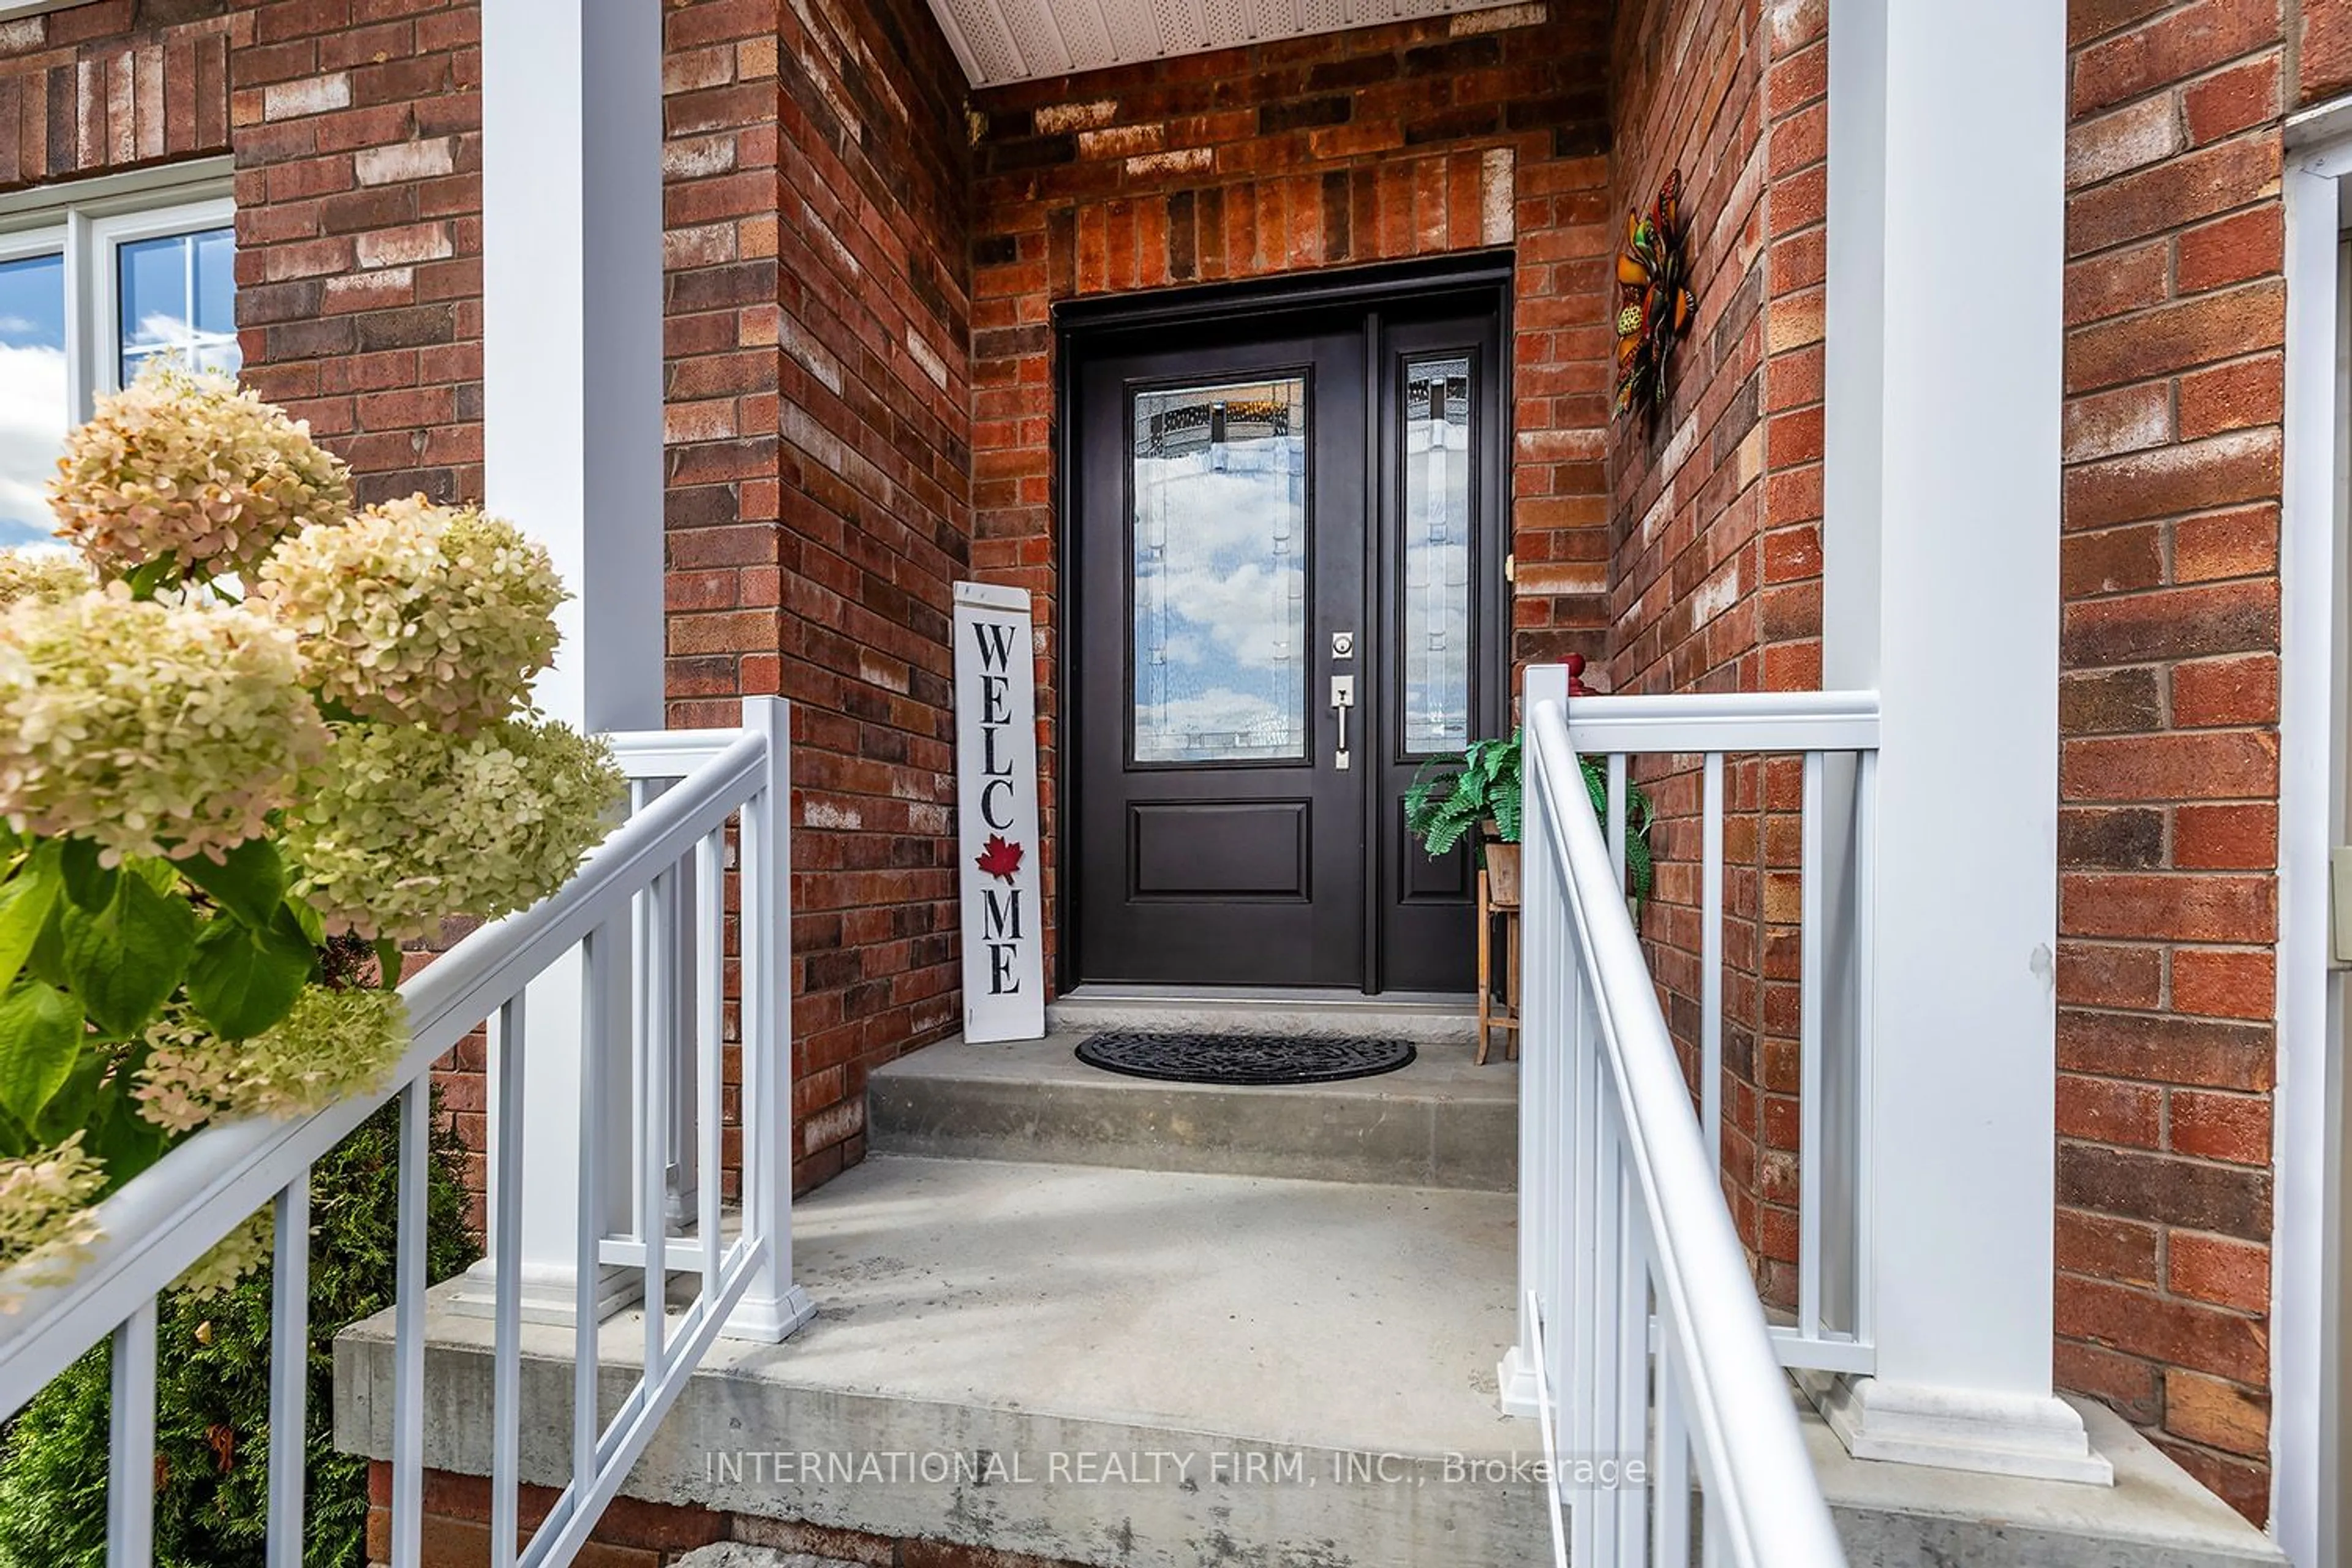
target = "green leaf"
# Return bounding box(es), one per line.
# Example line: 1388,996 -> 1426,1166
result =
0,980 -> 81,1124
175,839 -> 288,930
0,840 -> 62,993
24,894 -> 65,987
124,554 -> 177,600
32,1047 -> 112,1145
186,918 -> 311,1041
60,874 -> 198,1038
374,938 -> 405,992
58,839 -> 117,912
87,1089 -> 167,1185
284,894 -> 325,947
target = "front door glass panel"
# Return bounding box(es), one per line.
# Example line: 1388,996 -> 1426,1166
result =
1130,377 -> 1308,764
1401,355 -> 1472,755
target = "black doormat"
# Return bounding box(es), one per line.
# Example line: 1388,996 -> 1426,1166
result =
1073,1030 -> 1416,1086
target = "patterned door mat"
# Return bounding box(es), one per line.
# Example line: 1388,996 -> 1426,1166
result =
1072,1030 -> 1416,1086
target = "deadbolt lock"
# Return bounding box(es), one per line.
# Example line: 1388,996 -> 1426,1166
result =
1331,631 -> 1355,659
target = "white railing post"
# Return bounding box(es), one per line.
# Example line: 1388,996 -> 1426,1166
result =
106,1303 -> 157,1568
1499,662 -> 1573,1417
725,696 -> 816,1340
265,1170 -> 312,1568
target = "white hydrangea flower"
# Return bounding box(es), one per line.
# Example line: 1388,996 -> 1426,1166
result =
0,549 -> 94,608
50,362 -> 351,582
0,1134 -> 107,1309
284,717 -> 622,940
255,497 -> 566,735
0,586 -> 331,863
136,987 -> 411,1136
175,1207 -> 273,1300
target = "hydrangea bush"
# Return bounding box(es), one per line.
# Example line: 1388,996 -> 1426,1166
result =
50,365 -> 351,588
0,363 -> 624,1301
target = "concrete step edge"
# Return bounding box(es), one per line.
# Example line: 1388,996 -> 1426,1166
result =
867,1069 -> 1518,1189
673,1548 -> 860,1568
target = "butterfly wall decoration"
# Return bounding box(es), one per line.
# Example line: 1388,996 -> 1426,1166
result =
1615,169 -> 1696,423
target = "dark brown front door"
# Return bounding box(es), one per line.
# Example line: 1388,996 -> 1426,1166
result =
1069,287 -> 1505,992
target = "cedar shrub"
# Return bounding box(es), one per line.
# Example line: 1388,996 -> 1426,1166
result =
0,1093 -> 478,1568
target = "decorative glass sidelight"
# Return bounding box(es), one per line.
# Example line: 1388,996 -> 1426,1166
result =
1129,377 -> 1309,764
1403,355 -> 1472,754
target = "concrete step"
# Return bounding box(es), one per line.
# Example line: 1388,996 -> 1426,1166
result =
1812,1395 -> 2288,1568
339,1156 -> 1547,1568
674,1551 -> 854,1568
867,995 -> 1517,1190
339,1152 -> 2292,1568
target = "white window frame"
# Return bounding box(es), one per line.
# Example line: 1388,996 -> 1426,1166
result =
88,197 -> 238,396
0,162 -> 234,423
2277,93 -> 2352,1568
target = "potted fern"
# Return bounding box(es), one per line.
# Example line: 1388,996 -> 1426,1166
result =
1404,729 -> 1655,910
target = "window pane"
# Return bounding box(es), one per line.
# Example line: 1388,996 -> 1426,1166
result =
194,227 -> 235,336
119,226 -> 239,384
0,252 -> 67,548
1131,378 -> 1308,764
1402,356 -> 1472,755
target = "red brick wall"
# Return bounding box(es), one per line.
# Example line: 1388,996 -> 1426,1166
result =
366,1463 -> 1092,1568
1607,0 -> 1824,698
0,0 -> 486,505
1600,0 -> 1826,1310
2058,0 -> 2288,1522
0,0 -> 971,1196
963,1 -> 1614,979
2302,0 -> 2352,105
0,3 -> 238,188
657,0 -> 974,1191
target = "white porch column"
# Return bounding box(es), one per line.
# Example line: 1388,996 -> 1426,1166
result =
1819,0 -> 2109,1482
458,0 -> 666,1323
1499,662 -> 1573,1417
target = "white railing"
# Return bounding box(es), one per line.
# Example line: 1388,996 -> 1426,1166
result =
1559,686 -> 1882,1375
1509,673 -> 1869,1568
0,696 -> 805,1568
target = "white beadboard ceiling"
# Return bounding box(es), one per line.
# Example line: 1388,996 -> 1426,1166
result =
927,0 -> 1530,88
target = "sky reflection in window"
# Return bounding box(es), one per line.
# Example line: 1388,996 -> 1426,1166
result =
1131,379 -> 1310,764
1403,356 -> 1472,755
0,253 -> 67,548
120,226 -> 240,383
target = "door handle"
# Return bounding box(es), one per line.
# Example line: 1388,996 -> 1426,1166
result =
1330,674 -> 1356,771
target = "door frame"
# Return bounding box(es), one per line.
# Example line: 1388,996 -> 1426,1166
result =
1051,252 -> 1517,996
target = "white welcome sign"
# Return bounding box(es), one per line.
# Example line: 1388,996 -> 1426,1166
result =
953,582 -> 1045,1042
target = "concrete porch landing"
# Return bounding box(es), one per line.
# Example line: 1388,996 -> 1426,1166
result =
338,1155 -> 1551,1568
338,998 -> 2293,1568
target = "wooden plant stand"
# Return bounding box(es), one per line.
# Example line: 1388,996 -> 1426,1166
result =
1476,844 -> 1521,1065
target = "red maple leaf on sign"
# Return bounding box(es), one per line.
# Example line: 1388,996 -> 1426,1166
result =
976,834 -> 1023,882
